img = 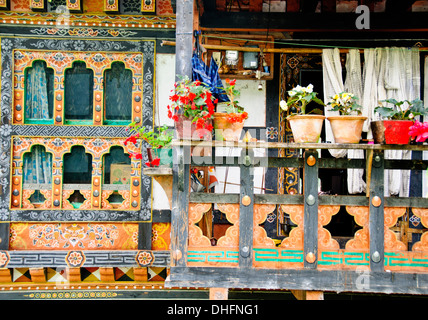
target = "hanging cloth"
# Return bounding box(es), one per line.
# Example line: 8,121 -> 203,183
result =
322,48 -> 347,158
381,47 -> 420,197
192,52 -> 229,102
23,61 -> 52,187
25,61 -> 50,120
344,49 -> 366,194
208,57 -> 229,102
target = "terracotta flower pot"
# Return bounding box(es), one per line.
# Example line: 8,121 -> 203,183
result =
174,114 -> 212,140
287,114 -> 325,143
213,112 -> 245,141
371,120 -> 413,144
327,116 -> 367,144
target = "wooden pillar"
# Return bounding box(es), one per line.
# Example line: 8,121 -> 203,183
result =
239,148 -> 254,269
369,150 -> 384,272
175,0 -> 195,79
171,145 -> 190,267
303,150 -> 319,269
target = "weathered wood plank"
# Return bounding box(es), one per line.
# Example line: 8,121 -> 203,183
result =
303,150 -> 319,269
239,148 -> 254,269
369,150 -> 385,273
170,145 -> 191,267
166,266 -> 428,295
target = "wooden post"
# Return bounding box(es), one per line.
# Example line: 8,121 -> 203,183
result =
175,0 -> 194,80
171,145 -> 191,267
239,148 -> 254,269
303,150 -> 319,269
369,150 -> 384,272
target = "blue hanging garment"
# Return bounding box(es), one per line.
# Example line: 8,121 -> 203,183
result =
208,57 -> 229,103
192,52 -> 211,85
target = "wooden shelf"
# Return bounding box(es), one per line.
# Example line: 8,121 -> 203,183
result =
202,34 -> 274,80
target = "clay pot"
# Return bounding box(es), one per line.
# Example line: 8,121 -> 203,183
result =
287,114 -> 325,143
327,116 -> 367,144
213,112 -> 245,141
174,114 -> 212,140
371,120 -> 413,144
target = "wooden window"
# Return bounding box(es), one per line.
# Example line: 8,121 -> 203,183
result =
64,61 -> 94,124
103,62 -> 133,125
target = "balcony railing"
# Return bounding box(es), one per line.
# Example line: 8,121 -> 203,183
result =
166,140 -> 428,295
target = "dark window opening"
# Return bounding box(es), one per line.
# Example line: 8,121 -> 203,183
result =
103,146 -> 131,184
104,61 -> 133,124
64,61 -> 94,124
63,146 -> 92,184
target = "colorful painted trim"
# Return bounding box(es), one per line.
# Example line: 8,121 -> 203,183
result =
0,11 -> 175,29
2,250 -> 170,268
188,250 -> 239,264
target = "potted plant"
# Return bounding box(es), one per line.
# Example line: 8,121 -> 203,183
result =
126,124 -> 174,167
280,84 -> 325,143
213,78 -> 248,141
168,75 -> 216,140
326,92 -> 367,144
372,98 -> 427,144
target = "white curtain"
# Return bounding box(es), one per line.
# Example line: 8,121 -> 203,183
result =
322,47 -> 421,196
322,48 -> 366,193
345,49 -> 366,194
322,48 -> 347,158
380,48 -> 420,197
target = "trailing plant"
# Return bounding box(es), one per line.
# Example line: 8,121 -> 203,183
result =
125,124 -> 173,165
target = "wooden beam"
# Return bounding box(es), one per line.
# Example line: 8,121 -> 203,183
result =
199,11 -> 428,32
166,266 -> 428,294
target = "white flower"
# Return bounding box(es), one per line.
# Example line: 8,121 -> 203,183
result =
279,100 -> 288,111
306,84 -> 313,93
288,89 -> 296,97
409,113 -> 414,119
